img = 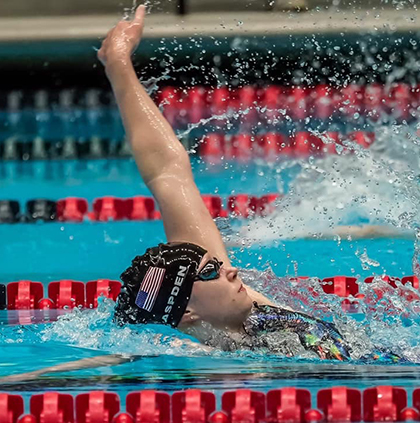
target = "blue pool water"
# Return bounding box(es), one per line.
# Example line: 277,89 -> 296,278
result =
1,150 -> 420,398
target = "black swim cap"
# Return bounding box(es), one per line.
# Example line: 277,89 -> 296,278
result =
114,242 -> 207,327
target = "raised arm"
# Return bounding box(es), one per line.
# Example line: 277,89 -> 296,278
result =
98,6 -> 230,263
98,8 -> 275,307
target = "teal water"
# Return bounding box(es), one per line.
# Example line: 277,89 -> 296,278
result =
0,157 -> 419,395
0,223 -> 414,283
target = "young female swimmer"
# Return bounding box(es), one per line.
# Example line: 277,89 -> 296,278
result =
97,5 -> 349,361
0,7 -> 404,384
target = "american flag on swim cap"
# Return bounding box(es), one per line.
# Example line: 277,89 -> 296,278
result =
135,267 -> 166,312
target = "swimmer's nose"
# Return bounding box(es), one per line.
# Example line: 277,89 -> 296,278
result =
225,267 -> 239,282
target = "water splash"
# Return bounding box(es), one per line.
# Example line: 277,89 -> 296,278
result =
241,124 -> 420,248
241,267 -> 420,363
38,299 -> 209,357
27,271 -> 420,364
355,248 -> 381,271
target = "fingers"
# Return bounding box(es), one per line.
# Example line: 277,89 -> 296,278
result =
134,5 -> 146,23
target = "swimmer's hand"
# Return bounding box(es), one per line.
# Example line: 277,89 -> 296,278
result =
0,370 -> 44,384
98,5 -> 146,68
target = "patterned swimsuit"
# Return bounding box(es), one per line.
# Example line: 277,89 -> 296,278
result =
240,302 -> 404,363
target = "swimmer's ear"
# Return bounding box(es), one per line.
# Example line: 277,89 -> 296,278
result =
179,309 -> 200,326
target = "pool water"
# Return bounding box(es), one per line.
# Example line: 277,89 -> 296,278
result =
1,151 -> 419,398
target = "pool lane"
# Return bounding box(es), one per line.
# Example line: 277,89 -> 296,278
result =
0,220 -> 413,283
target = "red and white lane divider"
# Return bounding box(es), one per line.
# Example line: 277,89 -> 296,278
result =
1,386 -> 420,422
0,275 -> 417,313
200,131 -> 375,162
4,279 -> 121,311
157,83 -> 415,126
292,275 -> 419,313
0,194 -> 280,223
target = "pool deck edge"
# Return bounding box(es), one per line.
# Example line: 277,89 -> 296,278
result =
0,9 -> 419,43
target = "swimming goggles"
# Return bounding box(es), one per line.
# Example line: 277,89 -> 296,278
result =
195,258 -> 223,281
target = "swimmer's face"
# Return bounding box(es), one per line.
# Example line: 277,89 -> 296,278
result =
181,253 -> 253,331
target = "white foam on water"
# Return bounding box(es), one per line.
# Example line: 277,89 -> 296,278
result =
242,124 -> 420,243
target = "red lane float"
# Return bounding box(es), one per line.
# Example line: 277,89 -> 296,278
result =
387,83 -> 412,121
363,386 -> 407,422
230,134 -> 253,162
208,87 -> 230,122
321,132 -> 340,155
202,195 -> 228,218
155,83 -> 418,126
292,132 -> 323,157
227,195 -> 257,218
258,194 -> 279,217
288,87 -> 309,120
364,83 -> 384,121
86,279 -> 121,308
236,86 -> 258,125
125,197 -> 161,221
266,388 -> 311,423
158,87 -> 180,127
201,134 -> 225,162
126,391 -> 170,423
321,277 -> 358,297
402,275 -> 420,288
317,387 -> 361,422
113,414 -> 134,423
57,198 -> 88,222
348,131 -> 375,149
333,84 -> 363,119
58,194 -> 278,223
221,390 -> 265,423
30,392 -> 74,423
76,392 -> 120,423
4,275 -> 420,311
48,280 -> 85,309
260,86 -> 284,124
172,390 -> 216,423
0,393 -> 24,423
364,275 -> 399,289
200,131 -> 375,161
91,197 -> 127,222
227,194 -> 280,218
208,412 -> 229,423
187,87 -> 207,124
2,194 -> 282,224
5,279 -> 121,311
6,281 -> 43,310
256,133 -> 287,159
17,416 -> 36,423
4,387 -> 420,422
311,84 -> 336,120
322,276 -> 359,313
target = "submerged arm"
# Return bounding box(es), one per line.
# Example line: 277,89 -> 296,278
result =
0,354 -> 131,384
0,337 -> 212,384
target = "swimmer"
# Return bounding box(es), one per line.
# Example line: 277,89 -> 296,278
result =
0,7 -> 403,384
96,5 -> 349,361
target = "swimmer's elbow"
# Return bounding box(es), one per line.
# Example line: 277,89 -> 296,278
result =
136,144 -> 192,188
